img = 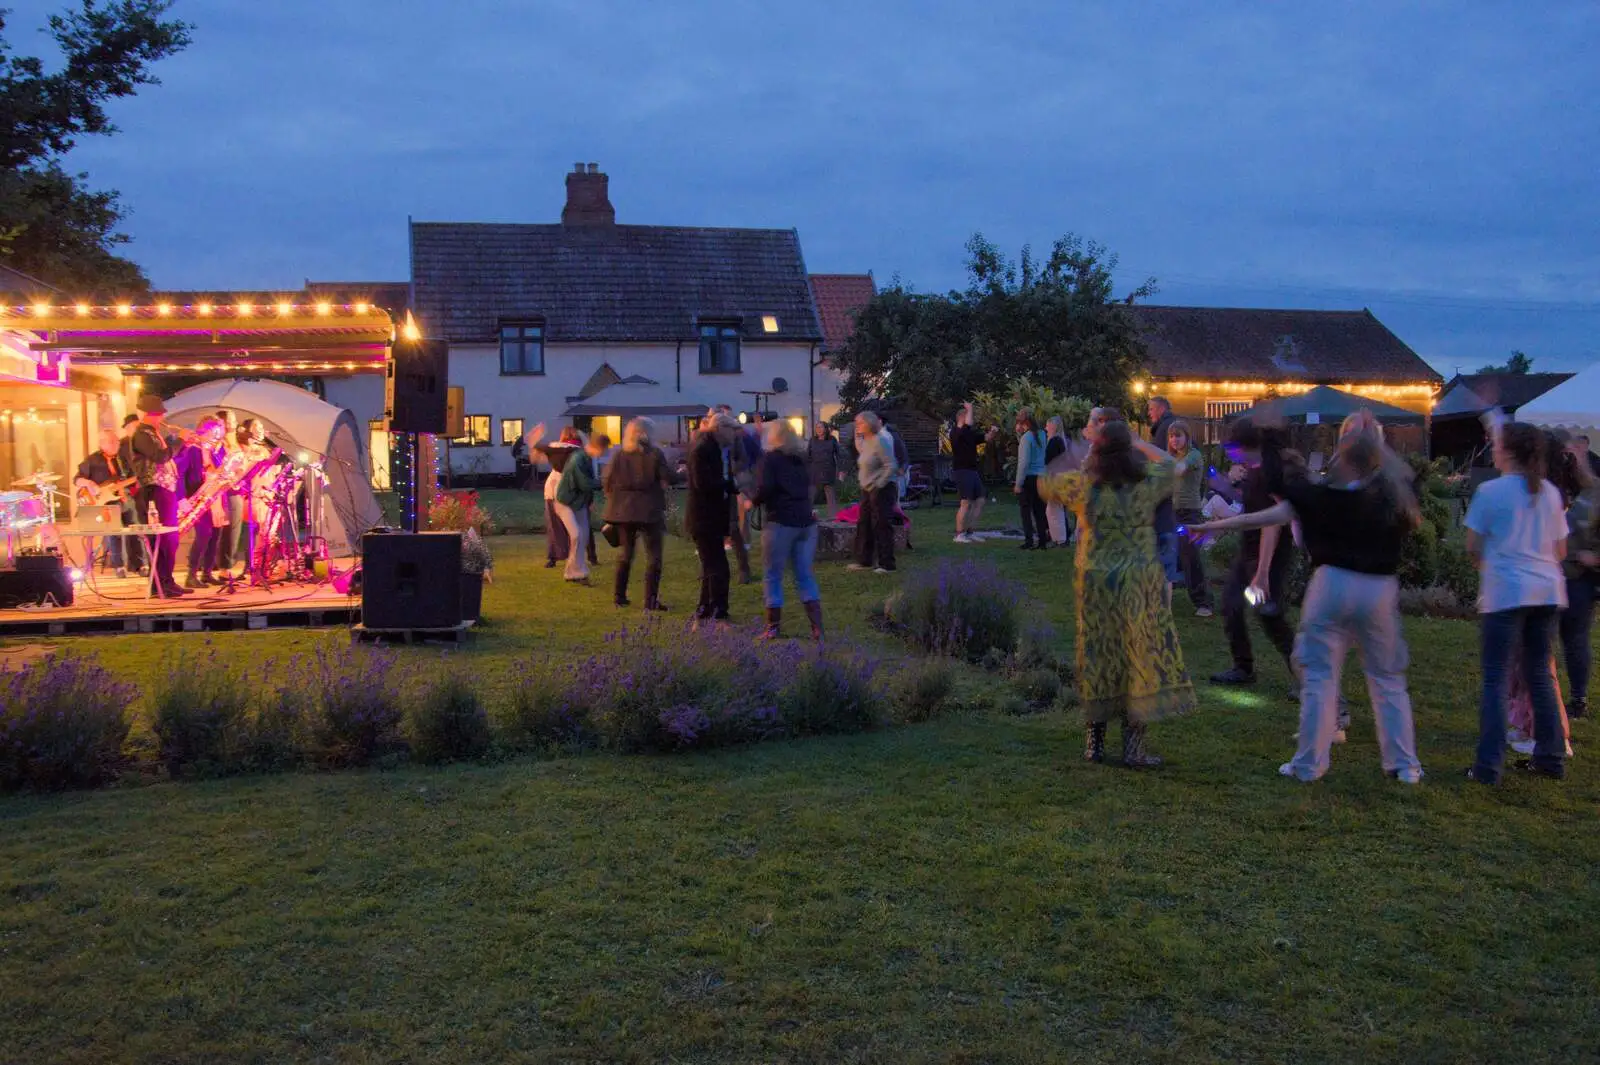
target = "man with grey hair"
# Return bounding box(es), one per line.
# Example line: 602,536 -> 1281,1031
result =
849,411 -> 899,573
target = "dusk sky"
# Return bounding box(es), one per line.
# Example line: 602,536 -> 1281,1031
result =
12,0 -> 1598,375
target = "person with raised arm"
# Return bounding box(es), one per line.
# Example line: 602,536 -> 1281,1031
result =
1193,411 -> 1424,784
1041,420 -> 1195,767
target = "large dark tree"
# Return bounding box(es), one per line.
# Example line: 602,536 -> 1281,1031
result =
1475,350 -> 1534,375
834,233 -> 1155,419
0,1 -> 191,293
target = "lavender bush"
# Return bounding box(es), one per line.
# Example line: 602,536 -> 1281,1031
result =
884,559 -> 1027,662
151,647 -> 253,778
890,658 -> 957,724
243,680 -> 305,774
408,666 -> 491,764
0,653 -> 135,791
299,642 -> 405,767
778,652 -> 884,735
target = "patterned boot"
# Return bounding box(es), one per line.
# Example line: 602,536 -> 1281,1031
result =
1122,722 -> 1163,769
1084,722 -> 1106,764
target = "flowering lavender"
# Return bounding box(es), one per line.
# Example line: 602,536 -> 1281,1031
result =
298,640 -> 405,767
0,653 -> 135,791
885,559 -> 1030,662
150,645 -> 252,778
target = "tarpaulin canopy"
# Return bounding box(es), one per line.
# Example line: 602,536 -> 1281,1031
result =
1514,362 -> 1600,436
1228,385 -> 1425,425
562,377 -> 709,419
164,378 -> 382,554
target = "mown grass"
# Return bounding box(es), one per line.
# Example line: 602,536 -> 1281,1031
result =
2,502 -> 1597,1064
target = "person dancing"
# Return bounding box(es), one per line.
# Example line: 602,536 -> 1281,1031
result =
1194,413 -> 1423,783
848,412 -> 899,573
1464,417 -> 1569,783
688,412 -> 740,621
1041,420 -> 1195,767
1166,419 -> 1214,618
752,418 -> 823,640
602,418 -> 671,611
950,402 -> 986,543
1014,408 -> 1051,550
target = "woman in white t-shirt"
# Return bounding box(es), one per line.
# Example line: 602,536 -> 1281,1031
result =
1464,419 -> 1569,783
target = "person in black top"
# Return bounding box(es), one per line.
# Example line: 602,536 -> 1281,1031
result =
950,402 -> 986,543
1147,396 -> 1181,584
74,428 -> 137,576
752,418 -> 823,640
110,414 -> 148,575
806,422 -> 842,518
687,412 -> 741,622
1195,412 -> 1423,783
602,419 -> 671,611
128,395 -> 190,598
1209,417 -> 1296,686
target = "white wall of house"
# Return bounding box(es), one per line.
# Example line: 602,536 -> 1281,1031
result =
444,340 -> 842,476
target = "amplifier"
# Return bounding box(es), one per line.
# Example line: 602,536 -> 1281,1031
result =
360,531 -> 461,629
0,553 -> 73,608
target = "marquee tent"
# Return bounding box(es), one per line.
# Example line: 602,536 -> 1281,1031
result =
1227,385 -> 1425,425
1512,363 -> 1600,437
164,378 -> 382,554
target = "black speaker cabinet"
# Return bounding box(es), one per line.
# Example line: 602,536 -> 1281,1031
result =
0,552 -> 73,608
360,532 -> 462,629
386,337 -> 449,434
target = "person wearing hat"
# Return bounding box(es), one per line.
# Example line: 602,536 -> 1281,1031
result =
129,394 -> 189,597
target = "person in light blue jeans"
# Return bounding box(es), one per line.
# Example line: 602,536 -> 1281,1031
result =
1194,414 -> 1424,783
752,418 -> 823,640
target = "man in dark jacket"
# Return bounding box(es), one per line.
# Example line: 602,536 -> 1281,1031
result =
688,413 -> 740,621
129,395 -> 189,598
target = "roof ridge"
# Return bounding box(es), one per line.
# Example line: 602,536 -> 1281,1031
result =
410,220 -> 801,237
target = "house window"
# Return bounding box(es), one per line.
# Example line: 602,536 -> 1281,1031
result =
453,414 -> 491,447
499,322 -> 544,375
500,418 -> 524,446
698,322 -> 741,374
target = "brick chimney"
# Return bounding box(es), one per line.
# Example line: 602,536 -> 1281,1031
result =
562,162 -> 615,225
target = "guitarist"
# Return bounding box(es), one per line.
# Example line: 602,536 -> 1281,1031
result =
73,428 -> 139,578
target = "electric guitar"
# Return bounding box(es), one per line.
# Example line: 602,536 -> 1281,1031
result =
76,476 -> 139,507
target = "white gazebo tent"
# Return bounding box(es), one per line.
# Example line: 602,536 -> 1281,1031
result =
1513,363 -> 1600,436
164,378 -> 382,554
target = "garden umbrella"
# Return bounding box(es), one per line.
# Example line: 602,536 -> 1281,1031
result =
1229,385 -> 1424,426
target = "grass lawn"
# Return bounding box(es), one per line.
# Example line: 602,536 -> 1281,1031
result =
2,502 -> 1597,1063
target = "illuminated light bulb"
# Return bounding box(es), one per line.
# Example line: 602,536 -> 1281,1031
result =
32,303 -> 49,317
354,302 -> 370,314
277,301 -> 292,316
157,303 -> 172,315
75,303 -> 90,316
68,568 -> 83,583
117,303 -> 133,316
316,302 -> 332,315
297,451 -> 310,463
238,303 -> 253,316
198,302 -> 213,315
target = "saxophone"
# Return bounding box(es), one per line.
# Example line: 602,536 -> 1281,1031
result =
176,449 -> 252,533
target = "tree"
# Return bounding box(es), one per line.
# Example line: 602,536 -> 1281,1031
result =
832,232 -> 1155,419
1476,350 -> 1534,375
0,1 -> 191,292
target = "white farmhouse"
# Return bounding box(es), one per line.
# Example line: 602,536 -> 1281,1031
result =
410,164 -> 846,478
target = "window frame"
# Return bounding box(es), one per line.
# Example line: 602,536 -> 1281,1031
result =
697,321 -> 743,375
500,417 -> 525,447
452,413 -> 492,447
498,320 -> 546,376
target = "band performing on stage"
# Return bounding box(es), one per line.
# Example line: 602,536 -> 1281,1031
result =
5,393 -> 333,602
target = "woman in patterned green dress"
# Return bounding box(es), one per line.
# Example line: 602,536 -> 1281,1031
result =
1041,420 -> 1197,767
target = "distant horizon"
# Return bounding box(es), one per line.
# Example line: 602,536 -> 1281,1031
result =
9,0 -> 1594,379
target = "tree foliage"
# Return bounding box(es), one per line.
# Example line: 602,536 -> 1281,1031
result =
1476,350 -> 1534,375
0,1 -> 191,292
833,233 -> 1155,419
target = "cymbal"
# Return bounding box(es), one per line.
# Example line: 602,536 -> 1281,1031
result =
12,472 -> 61,487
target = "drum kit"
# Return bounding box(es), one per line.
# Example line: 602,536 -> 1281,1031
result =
0,471 -> 64,561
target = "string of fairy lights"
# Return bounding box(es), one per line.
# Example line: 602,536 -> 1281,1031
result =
1,300 -> 386,320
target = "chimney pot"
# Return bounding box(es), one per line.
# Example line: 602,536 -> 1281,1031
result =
587,162 -> 598,174
562,164 -> 615,226
573,162 -> 585,173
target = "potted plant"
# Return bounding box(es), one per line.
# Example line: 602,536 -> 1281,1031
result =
427,490 -> 495,623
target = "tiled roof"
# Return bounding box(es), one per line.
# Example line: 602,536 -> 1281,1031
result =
1436,372 -> 1573,415
809,274 -> 876,353
305,281 -> 410,318
1129,306 -> 1442,384
410,222 -> 823,344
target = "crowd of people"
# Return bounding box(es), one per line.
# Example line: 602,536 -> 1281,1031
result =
72,395 -> 284,599
521,395 -> 1590,786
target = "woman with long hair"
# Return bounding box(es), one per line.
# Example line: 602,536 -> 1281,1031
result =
1555,435 -> 1599,721
601,417 -> 672,611
687,412 -> 741,620
1014,408 -> 1051,550
1194,412 -> 1424,783
752,418 -> 823,640
807,421 -> 842,519
1463,417 -> 1569,783
1165,418 -> 1214,617
1041,420 -> 1195,767
1043,415 -> 1069,547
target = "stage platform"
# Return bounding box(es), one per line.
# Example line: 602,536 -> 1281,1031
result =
0,571 -> 359,638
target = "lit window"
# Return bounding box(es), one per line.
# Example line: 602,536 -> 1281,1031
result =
698,321 -> 741,374
500,418 -> 525,446
761,315 -> 779,333
499,322 -> 545,375
452,414 -> 492,447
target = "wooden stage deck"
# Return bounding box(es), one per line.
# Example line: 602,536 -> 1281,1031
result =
0,570 -> 359,638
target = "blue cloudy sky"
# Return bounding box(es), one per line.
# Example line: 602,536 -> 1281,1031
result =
12,0 -> 1598,374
